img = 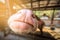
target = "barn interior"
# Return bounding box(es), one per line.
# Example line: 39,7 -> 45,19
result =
0,0 -> 60,40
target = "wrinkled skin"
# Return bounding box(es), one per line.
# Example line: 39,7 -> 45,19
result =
8,9 -> 38,34
4,9 -> 44,36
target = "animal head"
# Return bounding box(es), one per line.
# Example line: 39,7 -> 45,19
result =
8,9 -> 38,34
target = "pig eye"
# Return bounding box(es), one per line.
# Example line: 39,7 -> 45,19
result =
32,14 -> 35,18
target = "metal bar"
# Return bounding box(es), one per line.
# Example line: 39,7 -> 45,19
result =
27,0 -> 57,3
32,5 -> 60,9
46,0 -> 50,6
38,0 -> 40,10
51,8 -> 55,24
31,0 -> 33,10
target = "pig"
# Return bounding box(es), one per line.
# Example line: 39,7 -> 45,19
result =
4,9 -> 44,36
8,9 -> 38,34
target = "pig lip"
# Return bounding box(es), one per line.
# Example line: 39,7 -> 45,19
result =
14,20 -> 34,28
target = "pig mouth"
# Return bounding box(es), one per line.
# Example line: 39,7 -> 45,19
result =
14,20 -> 34,28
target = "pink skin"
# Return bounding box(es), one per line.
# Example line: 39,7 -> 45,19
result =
8,9 -> 38,34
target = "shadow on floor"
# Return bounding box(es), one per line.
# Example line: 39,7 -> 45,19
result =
28,31 -> 57,40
